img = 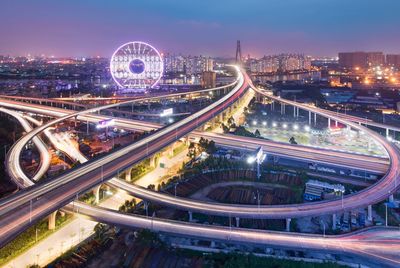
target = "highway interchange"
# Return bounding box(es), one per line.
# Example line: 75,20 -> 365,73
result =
0,67 -> 399,266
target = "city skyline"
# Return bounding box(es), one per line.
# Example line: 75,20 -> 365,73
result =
1,0 -> 400,57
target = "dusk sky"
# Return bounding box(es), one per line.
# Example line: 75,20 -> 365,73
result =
1,0 -> 399,58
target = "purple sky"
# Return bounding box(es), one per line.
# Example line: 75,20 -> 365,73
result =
1,0 -> 399,58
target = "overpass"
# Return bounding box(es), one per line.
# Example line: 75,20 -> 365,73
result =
0,66 -> 247,247
1,68 -> 398,223
0,98 -> 389,175
1,68 -> 400,266
75,202 -> 400,267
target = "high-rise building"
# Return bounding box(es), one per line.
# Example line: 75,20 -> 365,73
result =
164,54 -> 213,75
366,52 -> 385,67
249,54 -> 310,73
201,71 -> 216,88
338,51 -> 384,69
386,54 -> 400,68
164,53 -> 185,73
338,52 -> 368,69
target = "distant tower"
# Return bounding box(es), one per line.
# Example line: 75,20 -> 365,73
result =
235,40 -> 242,64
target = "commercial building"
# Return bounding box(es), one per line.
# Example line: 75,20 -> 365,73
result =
304,180 -> 345,201
321,88 -> 356,104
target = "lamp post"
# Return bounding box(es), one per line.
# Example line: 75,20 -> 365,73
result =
247,147 -> 266,180
174,182 -> 179,198
385,203 -> 388,227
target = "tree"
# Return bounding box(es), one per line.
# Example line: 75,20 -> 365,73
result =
227,116 -> 235,127
187,142 -> 197,159
206,140 -> 217,154
94,223 -> 107,239
289,137 -> 298,145
254,129 -> 261,137
221,123 -> 229,133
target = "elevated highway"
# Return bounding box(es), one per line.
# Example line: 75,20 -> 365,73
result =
0,98 -> 389,175
1,69 -> 399,266
0,66 -> 247,247
75,202 -> 400,267
1,69 -> 397,223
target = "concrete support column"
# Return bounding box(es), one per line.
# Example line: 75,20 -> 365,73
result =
332,214 -> 337,230
144,201 -> 149,216
149,155 -> 156,168
94,184 -> 102,204
210,241 -> 216,247
314,113 -> 317,126
367,205 -> 373,222
218,113 -> 224,123
328,118 -> 331,129
286,218 -> 291,232
48,210 -> 57,230
335,120 -> 338,127
185,136 -> 190,146
188,211 -> 193,222
389,194 -> 394,203
386,128 -> 389,138
235,217 -> 240,228
309,111 -> 311,125
293,106 -> 296,117
125,168 -> 132,182
168,145 -> 174,157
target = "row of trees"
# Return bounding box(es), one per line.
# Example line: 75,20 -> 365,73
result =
187,137 -> 217,160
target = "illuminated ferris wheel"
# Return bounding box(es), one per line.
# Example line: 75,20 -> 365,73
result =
110,41 -> 164,89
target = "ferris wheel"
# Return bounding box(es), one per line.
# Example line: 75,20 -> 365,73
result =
110,41 -> 164,89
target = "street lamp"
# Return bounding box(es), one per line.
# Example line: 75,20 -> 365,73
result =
247,147 -> 266,180
174,182 -> 179,198
36,254 -> 40,266
385,203 -> 388,227
320,220 -> 326,238
253,190 -> 261,214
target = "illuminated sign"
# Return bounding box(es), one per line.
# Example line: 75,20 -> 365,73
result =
97,119 -> 115,129
160,108 -> 173,117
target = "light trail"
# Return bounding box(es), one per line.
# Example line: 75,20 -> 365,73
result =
0,107 -> 50,185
